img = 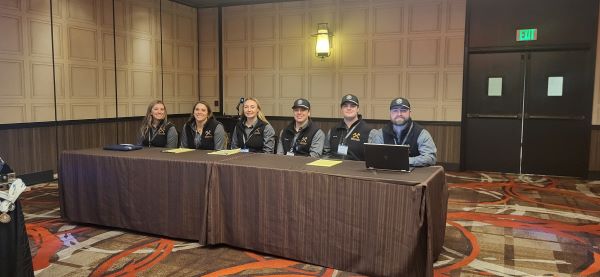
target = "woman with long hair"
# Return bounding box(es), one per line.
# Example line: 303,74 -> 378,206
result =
138,100 -> 178,148
180,101 -> 225,150
230,97 -> 275,153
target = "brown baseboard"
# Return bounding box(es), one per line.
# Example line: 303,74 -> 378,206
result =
587,171 -> 600,180
438,162 -> 459,171
17,170 -> 55,185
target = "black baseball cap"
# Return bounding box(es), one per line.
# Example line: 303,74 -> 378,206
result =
390,97 -> 411,110
292,98 -> 310,109
341,94 -> 359,106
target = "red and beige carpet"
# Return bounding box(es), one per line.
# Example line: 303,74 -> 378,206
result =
21,171 -> 600,276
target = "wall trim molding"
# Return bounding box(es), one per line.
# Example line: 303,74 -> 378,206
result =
1,114 -> 462,130
0,114 -> 191,130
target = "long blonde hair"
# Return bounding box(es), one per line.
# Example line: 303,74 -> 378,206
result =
244,97 -> 269,124
140,99 -> 168,136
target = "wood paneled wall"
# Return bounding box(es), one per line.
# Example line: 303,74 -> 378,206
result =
201,0 -> 467,121
0,117 -> 458,175
3,119 -> 599,176
590,128 -> 600,172
0,0 -> 198,124
0,125 -> 58,174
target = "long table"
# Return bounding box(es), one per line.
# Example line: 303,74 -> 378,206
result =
59,148 -> 448,277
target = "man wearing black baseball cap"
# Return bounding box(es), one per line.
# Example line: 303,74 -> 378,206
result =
368,97 -> 437,166
324,94 -> 373,160
277,98 -> 325,157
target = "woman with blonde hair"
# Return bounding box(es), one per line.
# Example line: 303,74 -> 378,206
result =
230,97 -> 275,153
180,101 -> 225,150
138,100 -> 178,148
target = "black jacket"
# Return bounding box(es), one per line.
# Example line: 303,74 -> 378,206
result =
234,119 -> 268,152
327,117 -> 372,161
140,120 -> 175,147
382,119 -> 424,157
183,117 -> 221,150
280,120 -> 320,156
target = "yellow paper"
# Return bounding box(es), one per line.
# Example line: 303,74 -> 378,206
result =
208,148 -> 242,155
162,148 -> 196,154
306,159 -> 343,167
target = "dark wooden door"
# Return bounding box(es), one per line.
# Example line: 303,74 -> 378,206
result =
521,51 -> 593,176
464,52 -> 524,173
463,51 -> 593,177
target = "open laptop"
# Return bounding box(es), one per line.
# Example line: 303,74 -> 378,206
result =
364,143 -> 414,172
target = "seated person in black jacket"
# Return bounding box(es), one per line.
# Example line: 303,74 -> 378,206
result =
137,100 -> 178,148
180,100 -> 225,150
230,98 -> 275,153
324,94 -> 373,160
276,98 -> 325,157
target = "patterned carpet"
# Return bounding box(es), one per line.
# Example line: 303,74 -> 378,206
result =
19,171 -> 600,276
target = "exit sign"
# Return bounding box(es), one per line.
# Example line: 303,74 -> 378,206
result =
516,28 -> 538,41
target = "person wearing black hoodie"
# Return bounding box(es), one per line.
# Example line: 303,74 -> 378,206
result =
276,98 -> 325,157
368,97 -> 437,166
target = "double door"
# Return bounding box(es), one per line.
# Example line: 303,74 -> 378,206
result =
463,50 -> 594,177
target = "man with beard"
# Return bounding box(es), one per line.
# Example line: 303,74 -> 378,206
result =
368,97 -> 437,166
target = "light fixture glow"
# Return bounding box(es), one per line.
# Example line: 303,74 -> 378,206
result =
313,23 -> 332,59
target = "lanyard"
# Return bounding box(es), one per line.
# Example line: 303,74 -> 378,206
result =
393,123 -> 413,145
193,122 -> 204,148
242,125 -> 258,147
148,128 -> 159,144
340,124 -> 359,145
289,128 -> 306,152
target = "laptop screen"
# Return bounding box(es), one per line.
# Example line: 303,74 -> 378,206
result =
363,143 -> 412,172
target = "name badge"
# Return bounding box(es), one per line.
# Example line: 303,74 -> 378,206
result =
286,151 -> 295,156
337,144 -> 348,156
240,148 -> 249,153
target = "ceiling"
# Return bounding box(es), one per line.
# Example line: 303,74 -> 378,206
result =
171,0 -> 301,8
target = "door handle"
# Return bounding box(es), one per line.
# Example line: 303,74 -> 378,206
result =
525,114 -> 585,120
467,113 -> 521,119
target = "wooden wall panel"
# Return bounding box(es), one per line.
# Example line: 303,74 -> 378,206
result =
56,122 -> 118,151
589,129 -> 600,172
3,120 -> 600,175
0,126 -> 58,175
216,0 -> 467,120
0,0 -> 198,123
594,3 -> 600,125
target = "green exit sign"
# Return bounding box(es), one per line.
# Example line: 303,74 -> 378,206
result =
516,28 -> 538,41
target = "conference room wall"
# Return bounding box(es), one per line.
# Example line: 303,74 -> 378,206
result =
2,119 -> 600,176
595,11 -> 600,125
0,0 -> 198,124
0,0 -> 55,123
211,0 -> 466,121
1,0 -> 600,177
197,7 -> 220,112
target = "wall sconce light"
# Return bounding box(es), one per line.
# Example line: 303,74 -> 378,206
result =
313,23 -> 332,60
